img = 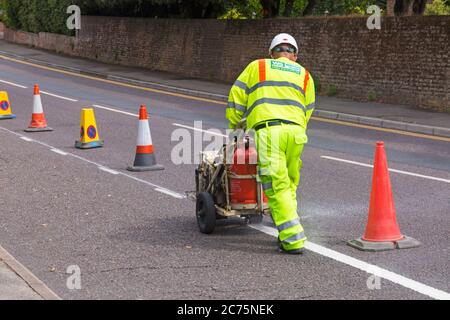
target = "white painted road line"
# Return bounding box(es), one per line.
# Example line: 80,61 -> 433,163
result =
98,166 -> 119,175
40,90 -> 78,102
173,123 -> 227,138
93,104 -> 138,117
1,126 -> 185,199
70,158 -> 184,199
250,224 -> 450,300
321,155 -> 450,184
20,136 -> 34,142
50,148 -> 68,156
0,79 -> 28,89
155,187 -> 185,199
119,173 -> 186,199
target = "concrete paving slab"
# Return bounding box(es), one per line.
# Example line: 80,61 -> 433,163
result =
0,260 -> 42,300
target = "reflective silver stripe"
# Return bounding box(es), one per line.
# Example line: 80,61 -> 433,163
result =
305,102 -> 315,110
233,80 -> 249,93
277,219 -> 300,232
258,168 -> 269,176
244,98 -> 306,118
262,182 -> 272,191
227,101 -> 247,112
248,81 -> 305,95
282,231 -> 306,244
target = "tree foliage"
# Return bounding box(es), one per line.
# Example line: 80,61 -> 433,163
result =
74,0 -> 229,18
238,0 -> 447,17
1,0 -> 75,34
424,0 -> 450,15
1,0 -> 446,35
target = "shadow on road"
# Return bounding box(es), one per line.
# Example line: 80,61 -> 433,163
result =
108,213 -> 278,255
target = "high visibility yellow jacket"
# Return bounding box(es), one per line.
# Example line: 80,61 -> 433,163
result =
227,57 -> 315,131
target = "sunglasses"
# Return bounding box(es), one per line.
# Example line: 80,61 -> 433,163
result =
272,46 -> 296,54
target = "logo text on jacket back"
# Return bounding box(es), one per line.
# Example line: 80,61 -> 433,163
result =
270,60 -> 301,75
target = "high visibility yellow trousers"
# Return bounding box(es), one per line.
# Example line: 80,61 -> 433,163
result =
255,123 -> 307,251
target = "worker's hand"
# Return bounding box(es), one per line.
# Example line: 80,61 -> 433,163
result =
236,118 -> 247,130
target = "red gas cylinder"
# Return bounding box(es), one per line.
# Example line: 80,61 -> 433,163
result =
229,138 -> 268,206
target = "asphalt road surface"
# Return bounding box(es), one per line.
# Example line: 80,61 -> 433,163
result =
0,56 -> 449,300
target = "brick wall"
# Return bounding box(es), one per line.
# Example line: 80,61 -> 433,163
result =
37,32 -> 76,55
3,16 -> 449,111
3,27 -> 75,55
74,18 -> 227,80
4,28 -> 37,46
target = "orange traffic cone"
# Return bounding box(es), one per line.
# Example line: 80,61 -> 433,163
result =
347,141 -> 420,251
127,105 -> 164,172
25,84 -> 53,132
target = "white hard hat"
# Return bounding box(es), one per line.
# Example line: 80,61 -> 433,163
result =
269,33 -> 298,55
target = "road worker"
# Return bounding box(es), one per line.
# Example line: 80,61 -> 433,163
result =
226,33 -> 315,254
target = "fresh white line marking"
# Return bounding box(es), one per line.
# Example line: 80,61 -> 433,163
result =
155,187 -> 185,199
321,156 -> 450,184
98,166 -> 119,175
50,148 -> 68,156
40,91 -> 78,102
93,104 -> 138,117
1,127 -> 185,199
172,123 -> 227,138
20,136 -> 33,142
250,224 -> 450,300
0,79 -> 28,89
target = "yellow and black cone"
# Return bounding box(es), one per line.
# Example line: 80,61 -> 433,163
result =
75,108 -> 104,149
0,91 -> 16,120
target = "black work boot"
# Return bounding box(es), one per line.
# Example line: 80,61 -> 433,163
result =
278,246 -> 304,255
278,237 -> 304,255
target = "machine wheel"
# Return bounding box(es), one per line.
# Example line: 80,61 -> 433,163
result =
196,192 -> 216,234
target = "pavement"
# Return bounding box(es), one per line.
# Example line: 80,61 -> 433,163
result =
0,39 -> 449,301
0,39 -> 449,137
0,260 -> 41,300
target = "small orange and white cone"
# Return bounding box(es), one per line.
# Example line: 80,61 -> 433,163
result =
25,84 -> 53,132
127,105 -> 164,172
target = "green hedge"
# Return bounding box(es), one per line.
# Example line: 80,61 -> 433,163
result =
1,0 -> 75,35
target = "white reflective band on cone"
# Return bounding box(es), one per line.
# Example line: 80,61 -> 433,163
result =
137,120 -> 152,146
33,95 -> 44,114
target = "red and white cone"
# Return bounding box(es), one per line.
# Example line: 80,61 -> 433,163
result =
127,105 -> 164,172
25,84 -> 53,132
